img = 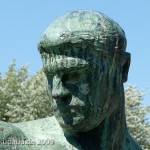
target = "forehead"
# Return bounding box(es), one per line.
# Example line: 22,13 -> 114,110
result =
41,44 -> 111,74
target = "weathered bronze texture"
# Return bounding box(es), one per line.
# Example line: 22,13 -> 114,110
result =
0,10 -> 142,150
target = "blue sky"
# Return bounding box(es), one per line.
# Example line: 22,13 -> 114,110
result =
0,1 -> 150,119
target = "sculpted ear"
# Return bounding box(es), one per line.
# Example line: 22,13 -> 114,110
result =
121,52 -> 131,83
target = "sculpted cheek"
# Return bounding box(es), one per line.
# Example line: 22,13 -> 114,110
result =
78,83 -> 90,95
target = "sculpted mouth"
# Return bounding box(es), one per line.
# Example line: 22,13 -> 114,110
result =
59,111 -> 74,117
53,102 -> 84,112
53,103 -> 83,117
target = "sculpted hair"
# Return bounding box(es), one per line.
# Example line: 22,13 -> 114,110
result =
38,10 -> 127,56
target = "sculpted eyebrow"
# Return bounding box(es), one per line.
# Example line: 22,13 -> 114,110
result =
60,65 -> 89,72
43,64 -> 90,74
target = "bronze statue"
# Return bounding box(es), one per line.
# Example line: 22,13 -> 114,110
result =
0,10 -> 142,150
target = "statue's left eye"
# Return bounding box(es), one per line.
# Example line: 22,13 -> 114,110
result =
62,72 -> 79,85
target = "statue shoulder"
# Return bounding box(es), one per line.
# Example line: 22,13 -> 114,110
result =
0,120 -> 26,139
13,116 -> 63,139
0,117 -> 78,150
13,116 -> 77,150
0,121 -> 29,150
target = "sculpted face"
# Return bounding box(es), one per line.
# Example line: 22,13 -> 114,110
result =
42,44 -> 123,132
38,10 -> 129,132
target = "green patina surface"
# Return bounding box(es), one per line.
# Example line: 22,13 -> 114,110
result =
0,10 -> 142,150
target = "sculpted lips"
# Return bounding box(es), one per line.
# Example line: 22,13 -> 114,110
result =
53,101 -> 84,113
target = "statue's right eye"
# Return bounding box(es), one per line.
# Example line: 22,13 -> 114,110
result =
47,78 -> 53,90
62,72 -> 79,85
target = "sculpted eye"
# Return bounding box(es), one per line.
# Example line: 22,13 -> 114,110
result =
62,72 -> 79,84
47,77 -> 53,90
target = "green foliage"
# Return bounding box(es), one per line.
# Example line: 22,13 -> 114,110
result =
0,62 -> 150,148
0,60 -> 52,122
125,85 -> 150,150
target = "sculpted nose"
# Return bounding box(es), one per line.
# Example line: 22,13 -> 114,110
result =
52,93 -> 70,100
52,75 -> 70,100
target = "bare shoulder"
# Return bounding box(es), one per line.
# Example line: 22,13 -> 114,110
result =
0,121 -> 29,150
13,116 -> 63,140
13,116 -> 77,150
0,121 -> 26,140
0,118 -> 78,150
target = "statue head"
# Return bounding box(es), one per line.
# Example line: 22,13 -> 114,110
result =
38,10 -> 130,132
